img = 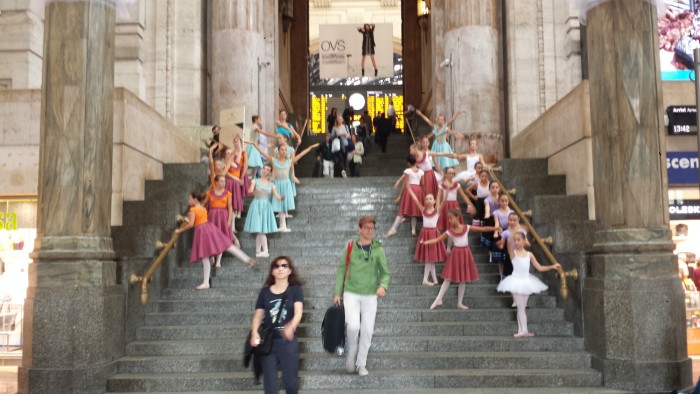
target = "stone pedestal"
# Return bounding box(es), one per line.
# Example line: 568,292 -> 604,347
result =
583,0 -> 692,390
443,0 -> 503,159
18,1 -> 123,393
210,0 -> 265,123
585,229 -> 691,391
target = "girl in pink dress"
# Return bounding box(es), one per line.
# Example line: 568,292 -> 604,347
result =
436,167 -> 475,231
421,208 -> 495,310
176,192 -> 255,289
405,187 -> 446,286
386,155 -> 424,238
414,140 -> 441,199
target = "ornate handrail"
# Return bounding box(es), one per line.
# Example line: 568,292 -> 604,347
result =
130,231 -> 181,305
420,88 -> 433,118
490,168 -> 579,300
279,89 -> 292,115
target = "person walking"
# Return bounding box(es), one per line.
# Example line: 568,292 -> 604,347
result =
250,256 -> 304,394
333,216 -> 391,377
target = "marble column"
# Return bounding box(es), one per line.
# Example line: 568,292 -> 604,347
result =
18,1 -> 124,393
443,0 -> 503,161
289,0 -> 308,119
210,0 -> 265,124
583,1 -> 692,391
430,0 -> 446,120
402,0 -> 422,113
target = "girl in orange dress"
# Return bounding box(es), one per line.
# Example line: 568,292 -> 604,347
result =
203,175 -> 234,268
225,136 -> 250,231
176,192 -> 255,289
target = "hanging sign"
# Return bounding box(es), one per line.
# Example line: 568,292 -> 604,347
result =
670,199 -> 700,220
667,106 -> 697,135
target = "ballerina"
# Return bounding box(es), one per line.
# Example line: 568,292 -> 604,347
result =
415,109 -> 465,171
248,140 -> 320,232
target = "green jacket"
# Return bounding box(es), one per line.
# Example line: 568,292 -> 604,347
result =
335,238 -> 391,296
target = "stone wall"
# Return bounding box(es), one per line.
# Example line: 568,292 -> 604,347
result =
0,0 -> 44,89
505,0 -> 582,138
0,88 -> 199,225
511,80 -> 698,221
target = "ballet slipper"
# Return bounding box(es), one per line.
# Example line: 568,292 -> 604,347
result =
195,283 -> 210,290
384,229 -> 397,239
430,300 -> 442,310
457,304 -> 469,310
214,262 -> 221,268
278,227 -> 292,233
258,252 -> 269,258
245,259 -> 256,269
432,280 -> 440,286
422,281 -> 435,287
411,231 -> 417,237
525,332 -> 535,337
513,332 -> 527,338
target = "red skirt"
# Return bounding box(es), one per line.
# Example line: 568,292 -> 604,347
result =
224,177 -> 241,211
414,227 -> 447,263
441,245 -> 479,283
398,184 -> 424,217
190,222 -> 231,262
438,200 -> 464,230
208,207 -> 233,243
423,170 -> 439,199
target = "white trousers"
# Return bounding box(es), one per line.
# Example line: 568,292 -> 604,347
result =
344,291 -> 378,368
323,159 -> 334,178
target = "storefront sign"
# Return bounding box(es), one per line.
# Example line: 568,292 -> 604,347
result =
668,151 -> 699,185
667,106 -> 698,135
0,212 -> 17,230
670,200 -> 700,220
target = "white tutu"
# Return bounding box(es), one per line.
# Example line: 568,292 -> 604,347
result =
496,253 -> 548,295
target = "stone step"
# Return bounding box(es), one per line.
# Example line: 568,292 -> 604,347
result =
124,335 -> 585,357
151,295 -> 556,313
107,389 -> 627,394
498,159 -> 549,180
160,281 -> 517,300
143,308 -> 566,326
116,350 -> 592,374
135,320 -> 574,341
107,368 -> 601,392
530,195 -> 589,224
169,272 -> 508,288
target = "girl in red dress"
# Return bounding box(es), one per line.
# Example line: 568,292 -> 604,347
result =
405,187 -> 446,286
421,208 -> 495,310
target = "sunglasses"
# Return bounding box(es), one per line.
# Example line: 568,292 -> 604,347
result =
274,264 -> 289,269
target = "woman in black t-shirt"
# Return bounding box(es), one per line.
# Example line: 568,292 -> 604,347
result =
250,256 -> 304,394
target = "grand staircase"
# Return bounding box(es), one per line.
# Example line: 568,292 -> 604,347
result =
106,134 -> 626,393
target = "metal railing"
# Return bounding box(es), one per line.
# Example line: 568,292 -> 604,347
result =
490,168 -> 579,300
130,231 -> 181,305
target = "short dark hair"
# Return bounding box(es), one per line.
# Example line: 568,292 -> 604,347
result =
358,215 -> 376,228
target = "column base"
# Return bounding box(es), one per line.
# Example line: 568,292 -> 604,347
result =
19,260 -> 125,394
584,228 -> 692,391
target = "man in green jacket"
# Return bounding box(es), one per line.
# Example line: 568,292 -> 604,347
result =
333,215 -> 391,377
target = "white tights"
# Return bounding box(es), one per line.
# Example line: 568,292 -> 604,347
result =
513,293 -> 530,335
255,233 -> 269,253
431,280 -> 468,309
278,212 -> 289,230
200,258 -> 210,286
389,216 -> 418,233
225,244 -> 251,264
423,263 -> 437,284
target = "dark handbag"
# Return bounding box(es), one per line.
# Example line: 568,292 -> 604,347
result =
249,292 -> 287,357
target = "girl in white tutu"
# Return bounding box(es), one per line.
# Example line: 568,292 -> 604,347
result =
244,163 -> 285,257
496,232 -> 560,337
